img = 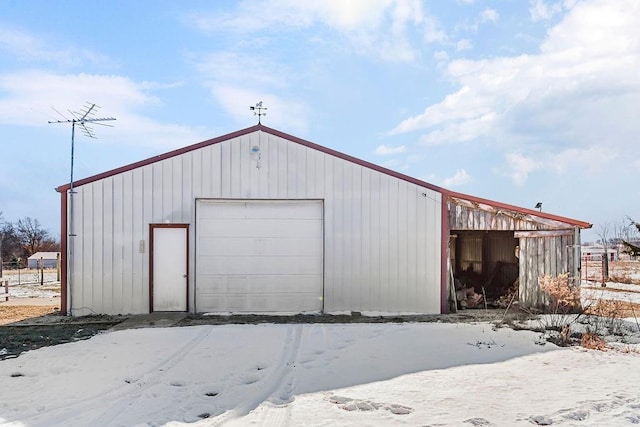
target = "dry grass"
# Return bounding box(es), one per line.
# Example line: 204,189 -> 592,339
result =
0,305 -> 58,325
609,273 -> 640,286
581,332 -> 607,351
584,299 -> 640,319
539,273 -> 581,314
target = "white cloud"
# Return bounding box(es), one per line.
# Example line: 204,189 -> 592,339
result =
480,9 -> 499,23
433,50 -> 450,62
423,15 -> 448,44
209,84 -> 309,134
0,24 -> 114,68
529,0 -> 565,22
187,0 -> 435,62
392,0 -> 640,184
374,144 -> 407,155
503,152 -> 541,186
382,158 -> 410,171
441,169 -> 471,187
193,52 -> 290,89
193,50 -> 310,132
547,146 -> 618,175
456,39 -> 473,51
0,70 -> 204,148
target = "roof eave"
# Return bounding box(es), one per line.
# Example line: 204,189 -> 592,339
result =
445,189 -> 592,229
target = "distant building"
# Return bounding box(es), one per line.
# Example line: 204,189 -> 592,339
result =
581,245 -> 617,261
27,252 -> 60,269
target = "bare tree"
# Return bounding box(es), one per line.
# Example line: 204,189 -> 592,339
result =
16,217 -> 51,257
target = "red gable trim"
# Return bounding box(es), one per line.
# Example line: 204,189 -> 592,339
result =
55,123 -> 590,229
56,125 -> 262,192
56,124 -> 443,194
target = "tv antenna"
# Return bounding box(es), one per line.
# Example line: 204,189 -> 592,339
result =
249,101 -> 267,124
48,102 -> 116,315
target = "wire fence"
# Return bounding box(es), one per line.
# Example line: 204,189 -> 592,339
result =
582,257 -> 607,284
0,262 -> 60,286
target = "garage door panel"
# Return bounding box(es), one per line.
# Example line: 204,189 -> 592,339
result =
198,219 -> 321,238
198,256 -> 322,275
199,201 -> 322,220
198,275 -> 321,294
197,293 -> 322,313
196,200 -> 323,313
198,237 -> 323,256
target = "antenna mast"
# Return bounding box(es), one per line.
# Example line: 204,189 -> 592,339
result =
49,102 -> 116,316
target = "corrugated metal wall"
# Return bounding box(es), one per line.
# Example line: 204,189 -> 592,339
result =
69,131 -> 442,315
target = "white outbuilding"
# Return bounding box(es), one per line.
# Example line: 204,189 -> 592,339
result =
27,252 -> 60,269
56,125 -> 591,316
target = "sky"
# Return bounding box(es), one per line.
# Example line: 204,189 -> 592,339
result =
1,0 -> 638,243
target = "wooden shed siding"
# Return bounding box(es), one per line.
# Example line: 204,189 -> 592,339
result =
68,131 -> 442,315
448,197 -> 582,309
448,200 -> 573,231
518,233 -> 576,307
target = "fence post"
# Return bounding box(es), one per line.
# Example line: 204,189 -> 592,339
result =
3,280 -> 7,302
40,257 -> 44,286
56,252 -> 61,281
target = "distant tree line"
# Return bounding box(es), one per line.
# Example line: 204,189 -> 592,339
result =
0,211 -> 60,269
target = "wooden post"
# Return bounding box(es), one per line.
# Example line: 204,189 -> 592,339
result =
3,280 -> 7,302
40,257 -> 44,286
56,252 -> 61,281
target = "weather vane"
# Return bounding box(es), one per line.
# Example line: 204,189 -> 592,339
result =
249,101 -> 267,124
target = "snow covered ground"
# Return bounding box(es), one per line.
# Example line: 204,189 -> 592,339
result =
0,270 -> 60,299
1,322 -> 639,426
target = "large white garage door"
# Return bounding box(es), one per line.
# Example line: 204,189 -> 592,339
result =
196,200 -> 324,313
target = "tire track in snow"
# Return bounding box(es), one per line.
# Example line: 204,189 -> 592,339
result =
4,326 -> 212,427
87,326 -> 213,426
212,324 -> 303,426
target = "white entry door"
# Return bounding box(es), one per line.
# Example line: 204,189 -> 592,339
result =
151,225 -> 188,312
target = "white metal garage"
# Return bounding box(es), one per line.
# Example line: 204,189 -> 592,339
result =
56,124 -> 449,316
195,199 -> 324,313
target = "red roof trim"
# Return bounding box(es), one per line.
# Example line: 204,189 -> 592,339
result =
55,124 -> 591,229
444,189 -> 592,229
56,124 -> 443,194
55,125 -> 263,192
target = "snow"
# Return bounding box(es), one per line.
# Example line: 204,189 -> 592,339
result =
0,270 -> 60,299
1,322 -> 640,426
581,281 -> 640,305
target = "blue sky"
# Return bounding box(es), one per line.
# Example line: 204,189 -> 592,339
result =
1,0 -> 638,242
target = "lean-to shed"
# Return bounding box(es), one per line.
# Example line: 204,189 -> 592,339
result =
56,124 -> 591,316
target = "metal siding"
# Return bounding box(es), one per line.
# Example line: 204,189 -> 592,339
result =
121,172 -> 134,314
102,178 -> 114,314
361,168 -> 372,310
70,130 -> 443,315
